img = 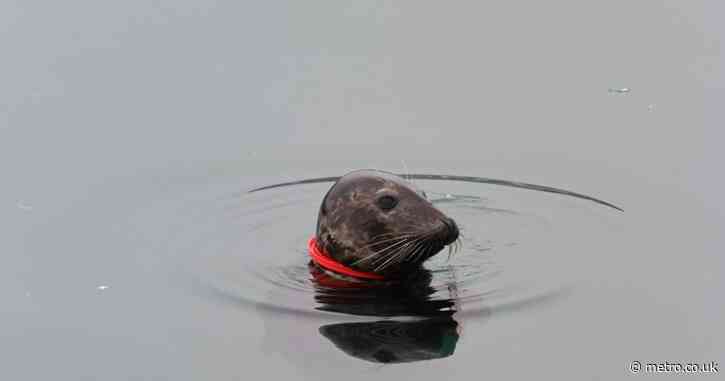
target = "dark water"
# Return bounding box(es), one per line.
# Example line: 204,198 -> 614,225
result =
2,1 -> 724,380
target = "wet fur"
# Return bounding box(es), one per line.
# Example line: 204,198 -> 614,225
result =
316,170 -> 459,279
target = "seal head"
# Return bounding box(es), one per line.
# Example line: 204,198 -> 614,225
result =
315,170 -> 459,279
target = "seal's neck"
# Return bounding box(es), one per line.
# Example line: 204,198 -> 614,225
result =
308,237 -> 386,281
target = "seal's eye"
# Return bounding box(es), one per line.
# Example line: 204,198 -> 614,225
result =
376,195 -> 398,211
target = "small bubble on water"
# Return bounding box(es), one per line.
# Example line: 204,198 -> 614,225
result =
97,285 -> 109,291
608,87 -> 631,94
647,104 -> 656,112
17,201 -> 33,211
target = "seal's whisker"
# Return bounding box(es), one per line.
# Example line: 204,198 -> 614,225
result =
374,248 -> 405,271
397,230 -> 437,267
359,233 -> 418,249
353,241 -> 408,266
395,238 -> 424,264
358,237 -> 410,253
371,235 -> 423,267
374,234 -> 426,271
409,238 -> 433,263
411,232 -> 438,263
370,234 -> 419,250
356,232 -> 427,266
407,245 -> 425,265
372,232 -> 419,238
359,232 -> 421,249
409,241 -> 432,264
369,230 -> 421,239
401,234 -> 436,264
353,236 -> 416,266
401,243 -> 425,266
401,237 -> 428,263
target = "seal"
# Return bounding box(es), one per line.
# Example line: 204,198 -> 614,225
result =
313,169 -> 459,280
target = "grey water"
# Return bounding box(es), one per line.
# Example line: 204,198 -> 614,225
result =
2,1 -> 724,380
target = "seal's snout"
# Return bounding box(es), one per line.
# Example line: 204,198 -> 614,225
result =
440,218 -> 459,246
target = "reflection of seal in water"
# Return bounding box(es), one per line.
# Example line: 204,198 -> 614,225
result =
314,170 -> 459,279
319,317 -> 459,364
311,263 -> 461,363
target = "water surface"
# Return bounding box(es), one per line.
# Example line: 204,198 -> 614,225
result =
2,1 -> 723,379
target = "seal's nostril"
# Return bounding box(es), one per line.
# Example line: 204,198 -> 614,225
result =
440,218 -> 459,244
448,219 -> 459,240
449,218 -> 459,234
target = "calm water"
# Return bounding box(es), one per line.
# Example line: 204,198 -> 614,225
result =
2,2 -> 724,380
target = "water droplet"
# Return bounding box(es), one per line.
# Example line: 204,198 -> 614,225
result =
97,285 -> 109,291
608,87 -> 631,94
